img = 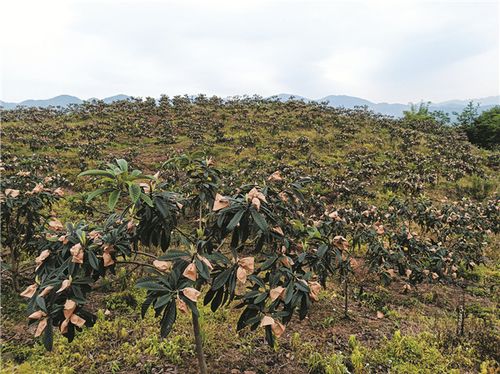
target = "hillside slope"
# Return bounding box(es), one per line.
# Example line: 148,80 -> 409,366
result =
2,96 -> 498,200
1,97 -> 498,374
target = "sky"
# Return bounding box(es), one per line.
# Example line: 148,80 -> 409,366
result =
1,0 -> 499,103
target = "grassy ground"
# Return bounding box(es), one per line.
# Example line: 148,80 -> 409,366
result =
2,266 -> 498,373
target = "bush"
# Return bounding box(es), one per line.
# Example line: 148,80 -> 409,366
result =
463,106 -> 500,150
364,331 -> 458,373
307,351 -> 349,374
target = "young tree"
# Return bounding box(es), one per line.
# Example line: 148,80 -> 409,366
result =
20,159 -> 341,374
1,174 -> 61,291
453,101 -> 479,127
403,102 -> 450,125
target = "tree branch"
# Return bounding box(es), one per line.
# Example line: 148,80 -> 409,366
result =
115,260 -> 158,270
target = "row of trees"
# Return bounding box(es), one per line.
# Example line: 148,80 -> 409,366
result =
3,157 -> 496,373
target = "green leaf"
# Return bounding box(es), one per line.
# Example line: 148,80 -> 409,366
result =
136,281 -> 169,292
195,257 -> 210,281
183,297 -> 199,317
210,289 -> 224,312
78,170 -> 115,178
254,292 -> 268,304
140,193 -> 154,207
43,319 -> 53,351
212,268 -> 233,290
129,183 -> 141,204
35,296 -> 47,312
260,254 -> 278,270
203,289 -> 217,306
154,294 -> 172,309
87,250 -> 100,271
141,295 -> 155,318
296,281 -> 310,293
108,190 -> 120,210
226,209 -> 245,231
160,301 -> 177,338
250,209 -> 268,233
130,169 -> 142,177
154,197 -> 171,219
85,188 -> 114,203
265,325 -> 275,348
158,250 -> 190,261
284,281 -> 295,304
116,159 -> 129,173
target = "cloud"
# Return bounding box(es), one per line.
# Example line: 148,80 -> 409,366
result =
1,0 -> 498,103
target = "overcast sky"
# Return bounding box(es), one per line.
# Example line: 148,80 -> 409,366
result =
1,0 -> 498,103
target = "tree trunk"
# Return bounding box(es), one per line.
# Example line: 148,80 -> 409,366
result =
344,274 -> 349,318
10,248 -> 20,292
456,285 -> 466,337
459,287 -> 465,336
192,311 -> 208,374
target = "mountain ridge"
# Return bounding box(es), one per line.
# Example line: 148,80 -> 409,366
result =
273,93 -> 499,118
1,93 -> 498,117
0,94 -> 132,110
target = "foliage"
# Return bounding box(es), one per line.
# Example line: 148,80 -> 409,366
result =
453,101 -> 480,127
1,172 -> 62,290
462,106 -> 500,150
403,102 -> 450,125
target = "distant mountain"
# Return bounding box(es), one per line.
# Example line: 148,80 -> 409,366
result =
273,93 -> 312,102
102,94 -> 131,104
319,95 -> 373,107
0,95 -> 82,109
0,94 -> 132,109
20,94 -> 83,108
272,94 -> 499,118
438,96 -> 500,106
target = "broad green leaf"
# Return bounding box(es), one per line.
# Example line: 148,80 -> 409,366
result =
265,325 -> 275,347
78,170 -> 115,178
210,288 -> 224,312
212,268 -> 233,290
141,295 -> 155,318
43,318 -> 53,351
160,301 -> 177,338
87,250 -> 100,271
108,190 -> 120,210
226,209 -> 245,231
140,193 -> 154,207
136,281 -> 169,292
296,281 -> 310,293
250,209 -> 268,233
195,257 -> 210,280
154,294 -> 172,309
116,159 -> 129,172
130,169 -> 142,177
129,183 -> 141,203
85,188 -> 114,203
254,292 -> 268,304
35,296 -> 47,312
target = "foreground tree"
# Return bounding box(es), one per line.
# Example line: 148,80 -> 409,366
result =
19,159 -> 339,373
